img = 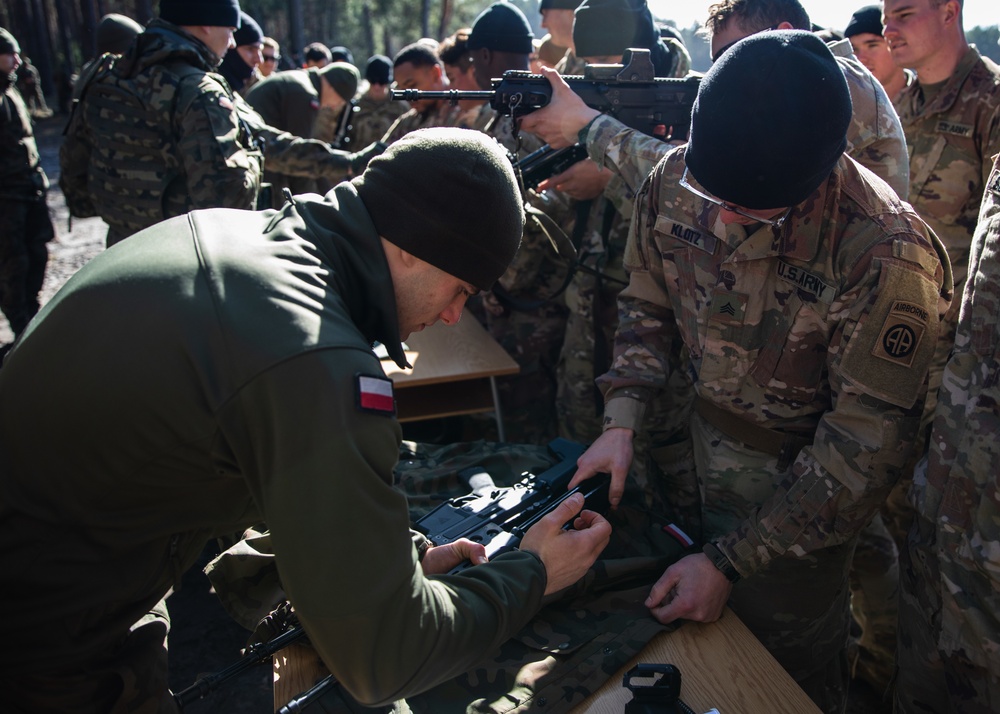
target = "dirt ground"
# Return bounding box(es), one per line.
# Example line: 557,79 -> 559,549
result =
6,117 -> 892,714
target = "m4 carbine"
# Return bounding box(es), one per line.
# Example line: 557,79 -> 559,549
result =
392,48 -> 698,189
414,438 -> 610,572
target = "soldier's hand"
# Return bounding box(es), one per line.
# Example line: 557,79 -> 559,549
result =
520,492 -> 611,596
518,67 -> 601,150
645,553 -> 732,625
537,159 -> 612,200
421,538 -> 488,576
569,427 -> 634,509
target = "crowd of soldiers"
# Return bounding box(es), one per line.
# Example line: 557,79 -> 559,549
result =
0,0 -> 999,712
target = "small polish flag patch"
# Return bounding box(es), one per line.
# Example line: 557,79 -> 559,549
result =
356,374 -> 395,415
663,523 -> 694,548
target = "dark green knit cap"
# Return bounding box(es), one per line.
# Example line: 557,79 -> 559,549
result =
319,61 -> 360,100
0,27 -> 20,56
352,127 -> 524,291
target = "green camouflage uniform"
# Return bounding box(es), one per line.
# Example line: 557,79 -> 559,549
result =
599,147 -> 950,713
347,91 -> 409,150
59,20 -> 359,244
849,46 -> 1000,690
894,152 -> 1000,714
0,62 -> 53,337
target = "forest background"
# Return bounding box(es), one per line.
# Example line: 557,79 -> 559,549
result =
2,0 -> 999,113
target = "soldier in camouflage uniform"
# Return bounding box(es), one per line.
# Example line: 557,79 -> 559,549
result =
59,0 -> 375,246
0,28 -> 54,342
567,32 -> 950,713
218,11 -> 265,97
438,29 -> 488,131
246,61 -> 359,202
346,55 -> 409,150
894,151 -> 1000,714
382,43 -> 461,143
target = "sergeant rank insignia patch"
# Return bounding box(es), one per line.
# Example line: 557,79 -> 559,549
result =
872,301 -> 928,367
356,374 -> 395,415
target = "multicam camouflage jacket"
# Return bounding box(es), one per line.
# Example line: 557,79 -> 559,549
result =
0,67 -> 48,200
911,153 -> 1000,676
599,148 -> 951,578
585,43 -> 910,202
381,101 -> 462,143
207,439 -> 696,713
896,45 -> 1000,301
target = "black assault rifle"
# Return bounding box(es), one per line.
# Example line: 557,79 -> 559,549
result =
392,48 -> 698,189
414,438 -> 610,572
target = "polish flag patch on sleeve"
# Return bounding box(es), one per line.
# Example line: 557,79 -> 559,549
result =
356,374 -> 395,415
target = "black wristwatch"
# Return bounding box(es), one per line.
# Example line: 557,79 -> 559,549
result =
703,542 -> 742,583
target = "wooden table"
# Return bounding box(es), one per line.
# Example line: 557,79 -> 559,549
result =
571,608 -> 821,714
274,608 -> 820,714
381,318 -> 519,440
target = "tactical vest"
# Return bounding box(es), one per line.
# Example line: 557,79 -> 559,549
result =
79,58 -> 262,240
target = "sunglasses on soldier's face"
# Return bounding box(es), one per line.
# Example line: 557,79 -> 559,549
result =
263,55 -> 279,62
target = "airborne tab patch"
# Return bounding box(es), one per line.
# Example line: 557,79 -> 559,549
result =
935,120 -> 973,138
872,301 -> 928,367
654,215 -> 716,253
356,374 -> 396,416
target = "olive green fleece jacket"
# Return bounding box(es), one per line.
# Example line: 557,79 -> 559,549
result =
0,184 -> 546,705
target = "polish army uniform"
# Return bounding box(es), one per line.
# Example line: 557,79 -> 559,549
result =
0,28 -> 54,339
894,152 -> 1000,714
0,129 -> 543,712
381,101 -> 461,143
59,20 -> 365,245
347,91 -> 409,149
596,33 -> 950,713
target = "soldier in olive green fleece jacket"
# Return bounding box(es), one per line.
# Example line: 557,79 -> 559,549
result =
0,127 -> 611,713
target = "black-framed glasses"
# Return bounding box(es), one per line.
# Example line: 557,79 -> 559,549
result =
679,167 -> 793,228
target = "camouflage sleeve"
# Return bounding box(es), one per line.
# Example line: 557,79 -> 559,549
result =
597,163 -> 682,431
584,115 -> 670,198
237,102 -> 354,181
58,112 -> 97,218
174,77 -> 260,211
717,237 -> 948,578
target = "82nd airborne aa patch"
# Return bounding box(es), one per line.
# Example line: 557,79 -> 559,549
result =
356,374 -> 396,416
872,300 -> 929,367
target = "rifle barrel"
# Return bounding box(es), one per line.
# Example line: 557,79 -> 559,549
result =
391,89 -> 494,102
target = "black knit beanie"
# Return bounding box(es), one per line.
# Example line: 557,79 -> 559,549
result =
844,5 -> 884,38
233,11 -> 263,46
159,0 -> 241,29
319,61 -> 360,100
539,0 -> 581,10
573,0 -> 639,58
330,46 -> 355,64
685,30 -> 852,209
352,127 -> 524,291
468,2 -> 534,54
0,28 -> 20,55
365,55 -> 392,85
96,14 -> 143,55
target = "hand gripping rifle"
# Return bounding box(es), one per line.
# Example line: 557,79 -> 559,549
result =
414,438 -> 610,572
391,48 -> 700,186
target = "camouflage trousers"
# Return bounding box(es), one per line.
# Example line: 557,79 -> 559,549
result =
895,512 -> 1000,714
2,597 -> 178,714
0,196 -> 53,337
690,415 -> 852,714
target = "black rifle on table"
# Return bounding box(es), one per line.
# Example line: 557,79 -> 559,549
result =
414,438 -> 610,572
391,48 -> 700,184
